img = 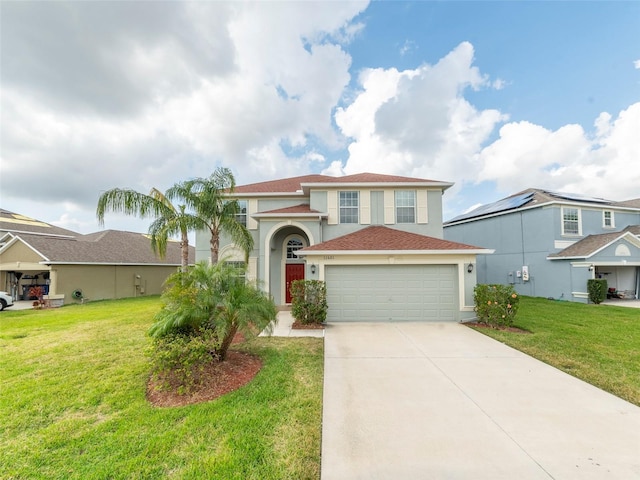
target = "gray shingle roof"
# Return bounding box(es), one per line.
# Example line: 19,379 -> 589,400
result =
9,230 -> 191,265
548,226 -> 640,259
0,209 -> 78,237
446,188 -> 640,224
300,226 -> 488,253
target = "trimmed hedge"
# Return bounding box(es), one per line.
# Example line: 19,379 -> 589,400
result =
587,278 -> 608,304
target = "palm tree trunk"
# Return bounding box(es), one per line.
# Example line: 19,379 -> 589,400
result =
180,230 -> 189,273
210,226 -> 219,264
218,324 -> 238,361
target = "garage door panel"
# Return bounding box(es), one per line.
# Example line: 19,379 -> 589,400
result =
326,265 -> 458,322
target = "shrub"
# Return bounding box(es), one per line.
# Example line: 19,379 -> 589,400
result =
148,329 -> 219,395
149,261 -> 276,361
587,278 -> 608,304
474,284 -> 520,328
290,280 -> 328,325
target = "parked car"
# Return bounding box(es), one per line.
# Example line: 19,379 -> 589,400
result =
0,291 -> 14,311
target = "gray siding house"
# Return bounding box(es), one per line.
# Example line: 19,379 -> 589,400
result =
196,173 -> 492,322
444,190 -> 640,303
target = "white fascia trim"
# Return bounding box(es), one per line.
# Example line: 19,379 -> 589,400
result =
301,182 -> 453,192
445,199 -> 609,227
444,201 -> 553,226
252,212 -> 328,218
297,248 -> 494,257
226,192 -> 307,198
0,229 -> 76,239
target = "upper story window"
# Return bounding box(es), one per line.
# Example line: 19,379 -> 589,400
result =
395,191 -> 416,224
235,200 -> 247,227
339,191 -> 359,224
286,238 -> 304,259
562,207 -> 581,236
603,210 -> 615,228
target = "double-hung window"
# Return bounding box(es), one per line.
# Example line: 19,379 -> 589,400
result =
395,191 -> 416,224
339,191 -> 359,224
603,210 -> 614,228
562,207 -> 580,236
235,200 -> 247,227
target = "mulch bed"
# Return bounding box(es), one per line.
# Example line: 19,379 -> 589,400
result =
291,321 -> 325,330
147,351 -> 262,408
465,322 -> 530,334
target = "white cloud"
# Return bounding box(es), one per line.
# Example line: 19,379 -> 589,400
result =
0,1 -> 368,231
335,42 -> 506,187
634,59 -> 640,69
475,102 -> 640,200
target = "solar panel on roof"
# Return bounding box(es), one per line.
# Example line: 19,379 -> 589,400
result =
543,191 -> 611,204
447,192 -> 534,223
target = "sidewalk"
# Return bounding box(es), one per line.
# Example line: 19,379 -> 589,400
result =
260,310 -> 325,338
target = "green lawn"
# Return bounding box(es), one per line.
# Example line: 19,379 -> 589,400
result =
0,297 -> 323,480
471,296 -> 640,406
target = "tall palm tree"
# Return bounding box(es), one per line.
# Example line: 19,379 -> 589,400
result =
96,186 -> 197,272
169,167 -> 253,264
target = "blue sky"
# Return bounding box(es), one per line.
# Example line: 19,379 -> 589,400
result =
1,1 -> 639,234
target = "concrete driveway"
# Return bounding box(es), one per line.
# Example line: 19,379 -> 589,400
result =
321,322 -> 640,479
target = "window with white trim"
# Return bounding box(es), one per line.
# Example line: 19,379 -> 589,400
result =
235,200 -> 247,227
225,261 -> 246,283
286,238 -> 304,259
339,191 -> 359,224
603,210 -> 614,228
395,190 -> 416,224
562,207 -> 580,235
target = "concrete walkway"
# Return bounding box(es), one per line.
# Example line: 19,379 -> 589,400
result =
321,322 -> 640,479
260,310 -> 324,338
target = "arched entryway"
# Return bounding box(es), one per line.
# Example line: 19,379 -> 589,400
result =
263,222 -> 314,305
283,234 -> 307,303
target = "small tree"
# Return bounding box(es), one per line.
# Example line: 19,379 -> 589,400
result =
474,284 -> 520,328
587,279 -> 607,304
290,280 -> 328,325
149,261 -> 277,360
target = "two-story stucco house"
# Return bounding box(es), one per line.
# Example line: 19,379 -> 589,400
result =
195,173 -> 492,322
443,189 -> 640,303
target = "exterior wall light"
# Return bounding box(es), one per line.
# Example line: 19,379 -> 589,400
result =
467,263 -> 474,273
310,264 -> 317,274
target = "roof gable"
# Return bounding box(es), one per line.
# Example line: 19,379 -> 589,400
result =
299,226 -> 489,254
548,230 -> 640,260
233,172 -> 452,195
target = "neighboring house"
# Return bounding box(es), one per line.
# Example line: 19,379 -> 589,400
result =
196,173 -> 492,322
0,209 -> 193,304
444,189 -> 640,303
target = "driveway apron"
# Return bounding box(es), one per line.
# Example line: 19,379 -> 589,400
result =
321,322 -> 640,480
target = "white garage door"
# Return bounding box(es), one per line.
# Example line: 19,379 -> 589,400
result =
325,265 -> 458,322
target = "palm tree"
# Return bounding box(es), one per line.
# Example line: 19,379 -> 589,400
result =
170,167 -> 253,264
96,186 -> 197,272
149,261 -> 276,361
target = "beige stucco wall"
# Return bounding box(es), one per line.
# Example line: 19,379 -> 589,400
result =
0,240 -> 44,265
53,264 -> 178,302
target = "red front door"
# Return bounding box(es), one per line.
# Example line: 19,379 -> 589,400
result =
285,264 -> 305,303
